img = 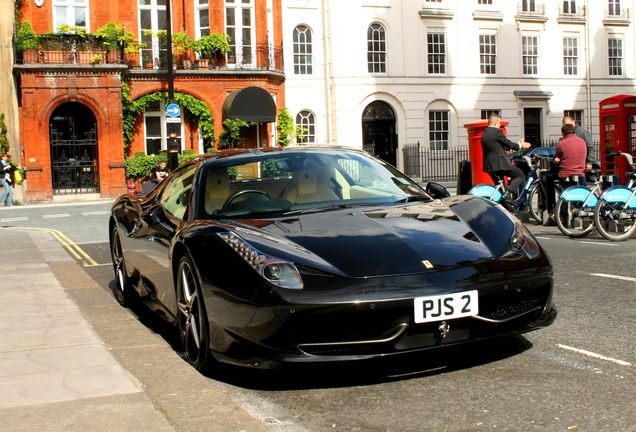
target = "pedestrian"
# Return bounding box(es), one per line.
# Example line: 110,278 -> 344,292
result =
554,123 -> 587,186
0,153 -> 13,207
481,113 -> 531,203
562,116 -> 595,170
151,160 -> 169,184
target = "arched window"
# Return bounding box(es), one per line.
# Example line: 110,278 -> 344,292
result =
367,23 -> 386,73
293,26 -> 313,75
296,111 -> 316,144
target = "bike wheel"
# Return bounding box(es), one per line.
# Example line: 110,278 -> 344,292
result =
527,185 -> 544,223
554,198 -> 594,237
593,197 -> 636,241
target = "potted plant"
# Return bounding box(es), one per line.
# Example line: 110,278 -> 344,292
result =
15,21 -> 39,63
90,54 -> 103,64
172,31 -> 195,69
94,22 -> 138,63
194,33 -> 231,69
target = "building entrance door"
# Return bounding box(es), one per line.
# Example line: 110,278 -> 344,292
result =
50,103 -> 99,195
362,101 -> 397,166
523,108 -> 542,147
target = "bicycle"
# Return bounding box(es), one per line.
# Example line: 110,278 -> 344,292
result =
553,168 -> 603,237
526,154 -> 557,224
593,152 -> 636,241
468,155 -> 539,215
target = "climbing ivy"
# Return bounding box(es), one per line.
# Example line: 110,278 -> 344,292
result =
121,84 -> 215,153
0,113 -> 9,155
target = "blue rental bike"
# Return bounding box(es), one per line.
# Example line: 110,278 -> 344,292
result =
593,152 -> 636,241
553,169 -> 603,237
469,155 -> 543,217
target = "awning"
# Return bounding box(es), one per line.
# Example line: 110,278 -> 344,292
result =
222,86 -> 276,123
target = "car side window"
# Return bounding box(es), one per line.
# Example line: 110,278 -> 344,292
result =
159,165 -> 196,220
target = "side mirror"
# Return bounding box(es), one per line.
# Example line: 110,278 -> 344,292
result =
425,181 -> 450,199
141,205 -> 175,236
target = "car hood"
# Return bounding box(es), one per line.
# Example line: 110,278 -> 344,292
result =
225,195 -> 516,278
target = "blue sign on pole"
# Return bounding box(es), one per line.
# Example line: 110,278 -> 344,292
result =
166,103 -> 181,118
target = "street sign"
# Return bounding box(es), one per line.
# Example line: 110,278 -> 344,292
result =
166,103 -> 181,118
166,117 -> 181,123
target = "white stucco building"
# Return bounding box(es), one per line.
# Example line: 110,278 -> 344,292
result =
282,0 -> 636,172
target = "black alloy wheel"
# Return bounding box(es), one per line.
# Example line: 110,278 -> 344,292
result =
110,226 -> 132,307
176,254 -> 210,372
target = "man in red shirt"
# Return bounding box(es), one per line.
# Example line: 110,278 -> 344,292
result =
554,123 -> 587,183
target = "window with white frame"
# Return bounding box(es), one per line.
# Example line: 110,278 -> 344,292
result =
481,109 -> 500,120
195,0 -> 210,38
296,111 -> 316,144
225,0 -> 254,66
429,111 -> 450,151
522,35 -> 538,75
139,0 -> 167,69
479,33 -> 497,75
608,0 -> 621,16
144,100 -> 183,155
427,32 -> 446,74
53,0 -> 89,31
608,36 -> 623,76
563,36 -> 579,75
367,23 -> 387,73
478,0 -> 493,4
564,110 -> 584,128
293,26 -> 313,75
522,0 -> 536,12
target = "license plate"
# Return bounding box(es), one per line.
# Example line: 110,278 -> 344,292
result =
413,291 -> 479,324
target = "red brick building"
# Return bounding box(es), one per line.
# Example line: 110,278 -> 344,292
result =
14,0 -> 284,202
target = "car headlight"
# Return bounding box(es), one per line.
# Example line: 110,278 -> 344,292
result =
507,223 -> 540,259
217,232 -> 304,289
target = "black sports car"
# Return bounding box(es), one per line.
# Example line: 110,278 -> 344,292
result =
110,146 -> 557,371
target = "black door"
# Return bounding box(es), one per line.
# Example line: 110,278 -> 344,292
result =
50,103 -> 99,195
523,108 -> 542,147
362,101 -> 397,166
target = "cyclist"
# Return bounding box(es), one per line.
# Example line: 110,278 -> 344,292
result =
554,123 -> 587,188
481,113 -> 531,204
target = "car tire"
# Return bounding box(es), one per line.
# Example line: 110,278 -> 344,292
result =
176,254 -> 211,372
110,226 -> 132,307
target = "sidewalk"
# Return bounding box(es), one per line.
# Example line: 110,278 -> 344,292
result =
0,228 -> 267,431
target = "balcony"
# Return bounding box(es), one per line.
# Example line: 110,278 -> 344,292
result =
557,4 -> 586,23
515,2 -> 548,23
14,34 -> 284,74
604,7 -> 631,26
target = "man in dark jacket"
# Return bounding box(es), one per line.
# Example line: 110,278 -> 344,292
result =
481,113 -> 531,202
562,116 -> 595,170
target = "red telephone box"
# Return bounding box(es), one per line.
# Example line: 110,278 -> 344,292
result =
464,119 -> 509,186
599,94 -> 636,185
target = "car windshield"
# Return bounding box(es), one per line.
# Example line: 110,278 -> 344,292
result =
197,150 -> 431,219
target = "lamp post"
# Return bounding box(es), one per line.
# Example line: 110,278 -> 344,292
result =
165,0 -> 180,171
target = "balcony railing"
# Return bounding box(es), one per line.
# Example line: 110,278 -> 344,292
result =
604,7 -> 631,23
558,4 -> 586,19
15,35 -> 284,73
517,2 -> 546,16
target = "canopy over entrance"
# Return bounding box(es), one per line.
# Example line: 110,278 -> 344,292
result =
222,87 -> 276,122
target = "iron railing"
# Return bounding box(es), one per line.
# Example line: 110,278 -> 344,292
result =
402,140 -> 601,182
15,35 -> 285,72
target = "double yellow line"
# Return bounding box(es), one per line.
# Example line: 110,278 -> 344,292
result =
8,226 -> 98,266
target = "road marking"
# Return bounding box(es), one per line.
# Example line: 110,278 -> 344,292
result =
558,344 -> 632,367
42,213 -> 71,219
591,273 -> 636,283
580,241 -> 618,247
0,216 -> 29,222
82,211 -> 110,216
7,226 -> 98,266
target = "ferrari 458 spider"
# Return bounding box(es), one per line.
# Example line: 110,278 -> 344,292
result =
109,146 -> 556,371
